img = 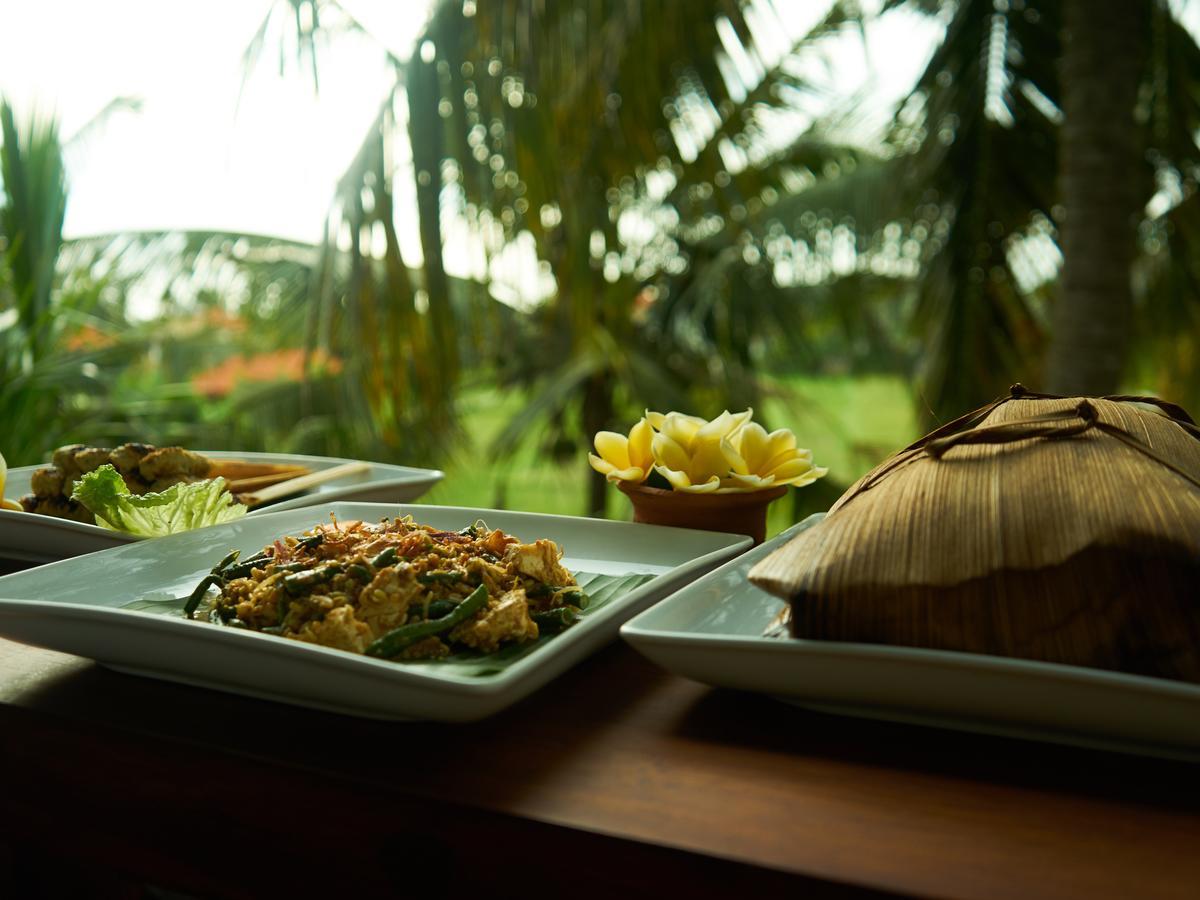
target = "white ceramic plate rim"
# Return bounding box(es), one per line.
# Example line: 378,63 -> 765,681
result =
1,450 -> 444,545
621,515 -> 1200,755
625,626 -> 1200,702
0,502 -> 749,692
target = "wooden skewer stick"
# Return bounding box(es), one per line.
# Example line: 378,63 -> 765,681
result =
226,471 -> 317,493
237,461 -> 371,509
206,459 -> 311,480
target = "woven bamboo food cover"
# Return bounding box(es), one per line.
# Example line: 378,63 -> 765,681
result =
748,386 -> 1200,683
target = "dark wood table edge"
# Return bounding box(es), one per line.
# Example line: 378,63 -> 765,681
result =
0,700 -> 905,899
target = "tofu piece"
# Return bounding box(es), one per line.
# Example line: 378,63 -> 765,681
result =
356,565 -> 421,639
52,446 -> 112,497
51,444 -> 86,472
29,467 -> 65,498
138,446 -> 211,482
505,539 -> 574,587
109,443 -> 155,473
21,494 -> 95,524
293,605 -> 371,654
450,587 -> 538,653
73,447 -> 113,474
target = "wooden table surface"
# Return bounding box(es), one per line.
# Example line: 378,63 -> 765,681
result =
2,630 -> 1198,900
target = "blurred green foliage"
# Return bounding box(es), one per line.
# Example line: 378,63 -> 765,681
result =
3,0 -> 1200,523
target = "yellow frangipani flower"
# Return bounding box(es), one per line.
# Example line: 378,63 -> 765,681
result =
591,409 -> 826,494
0,449 -> 18,511
588,417 -> 654,483
650,431 -> 725,492
650,408 -> 754,493
722,421 -> 828,491
645,410 -> 705,447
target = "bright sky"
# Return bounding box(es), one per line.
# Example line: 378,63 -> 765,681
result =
0,0 -> 427,243
0,0 -> 940,271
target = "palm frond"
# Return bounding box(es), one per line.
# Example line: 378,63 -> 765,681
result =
1,99 -> 67,358
874,0 -> 1060,421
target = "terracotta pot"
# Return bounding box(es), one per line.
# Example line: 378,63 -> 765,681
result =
616,481 -> 788,546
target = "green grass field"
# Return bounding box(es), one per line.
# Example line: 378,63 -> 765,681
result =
417,374 -> 920,538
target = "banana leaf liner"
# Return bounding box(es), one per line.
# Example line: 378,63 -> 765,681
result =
748,385 -> 1200,683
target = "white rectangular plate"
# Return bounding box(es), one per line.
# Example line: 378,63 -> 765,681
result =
621,515 -> 1200,761
0,451 -> 443,562
0,502 -> 749,721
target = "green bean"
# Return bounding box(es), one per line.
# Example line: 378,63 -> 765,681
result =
184,574 -> 225,619
283,564 -> 343,596
222,562 -> 265,580
347,564 -> 372,582
222,551 -> 273,580
370,546 -> 398,568
531,607 -> 580,634
418,570 -> 464,585
527,583 -> 586,607
276,592 -> 292,625
297,534 -> 324,549
366,584 -> 488,658
210,550 -> 240,576
423,598 -> 457,619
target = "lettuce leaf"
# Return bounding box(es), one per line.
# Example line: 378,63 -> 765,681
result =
71,464 -> 247,537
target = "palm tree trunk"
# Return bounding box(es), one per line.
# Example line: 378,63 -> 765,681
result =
1046,0 -> 1148,396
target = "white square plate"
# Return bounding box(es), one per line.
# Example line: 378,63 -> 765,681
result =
0,451 -> 443,562
0,502 -> 749,720
621,515 -> 1200,761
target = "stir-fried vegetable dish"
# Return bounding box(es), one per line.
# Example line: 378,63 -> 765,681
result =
186,516 -> 585,660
